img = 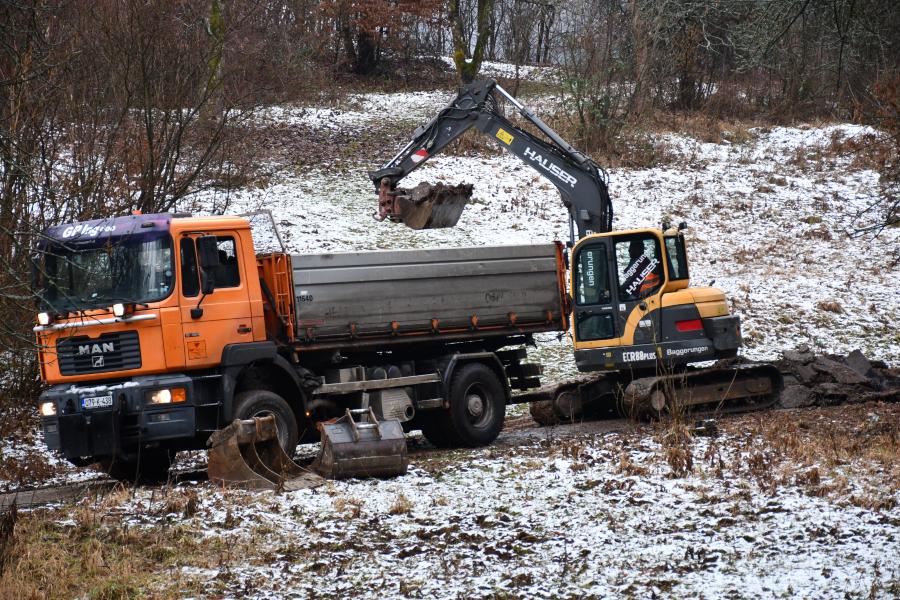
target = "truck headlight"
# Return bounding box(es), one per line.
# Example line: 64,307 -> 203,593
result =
112,303 -> 126,317
147,387 -> 186,404
40,401 -> 57,416
37,312 -> 51,326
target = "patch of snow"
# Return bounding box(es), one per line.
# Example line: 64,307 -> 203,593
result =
89,425 -> 900,599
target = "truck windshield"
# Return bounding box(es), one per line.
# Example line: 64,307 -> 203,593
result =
36,232 -> 174,313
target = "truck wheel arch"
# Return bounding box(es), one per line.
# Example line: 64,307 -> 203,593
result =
220,342 -> 307,424
440,352 -> 511,404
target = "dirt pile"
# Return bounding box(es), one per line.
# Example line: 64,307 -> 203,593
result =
776,347 -> 900,408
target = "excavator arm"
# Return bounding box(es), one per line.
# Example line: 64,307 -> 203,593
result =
369,79 -> 613,240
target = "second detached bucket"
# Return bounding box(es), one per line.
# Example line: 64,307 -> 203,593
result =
311,408 -> 408,479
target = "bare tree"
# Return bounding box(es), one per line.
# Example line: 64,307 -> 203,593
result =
449,0 -> 495,83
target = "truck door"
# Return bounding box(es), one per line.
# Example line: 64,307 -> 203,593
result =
610,233 -> 665,348
572,240 -> 618,345
179,232 -> 253,368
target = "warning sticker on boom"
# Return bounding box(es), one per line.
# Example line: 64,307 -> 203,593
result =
495,128 -> 514,145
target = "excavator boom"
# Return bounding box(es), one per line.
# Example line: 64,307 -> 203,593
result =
370,79 -> 613,241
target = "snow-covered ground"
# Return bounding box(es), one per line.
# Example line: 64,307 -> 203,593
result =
32,404 -> 900,599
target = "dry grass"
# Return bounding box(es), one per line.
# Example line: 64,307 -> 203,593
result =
720,402 -> 900,505
388,493 -> 413,515
1,502 -> 194,598
333,496 -> 363,519
617,452 -> 649,477
661,422 -> 694,478
817,300 -> 845,314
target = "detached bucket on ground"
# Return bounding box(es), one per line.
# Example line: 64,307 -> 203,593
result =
207,416 -> 324,491
377,182 -> 473,229
311,408 -> 408,479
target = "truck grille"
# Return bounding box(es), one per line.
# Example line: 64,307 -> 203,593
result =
57,331 -> 141,375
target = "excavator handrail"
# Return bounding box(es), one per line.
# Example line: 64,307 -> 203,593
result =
369,79 -> 613,242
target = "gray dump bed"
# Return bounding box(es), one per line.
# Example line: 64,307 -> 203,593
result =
291,244 -> 566,349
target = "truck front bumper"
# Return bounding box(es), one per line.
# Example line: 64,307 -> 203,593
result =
40,374 -> 198,460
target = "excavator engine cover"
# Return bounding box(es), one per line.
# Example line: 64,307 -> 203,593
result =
311,408 -> 408,479
207,416 -> 324,491
379,182 -> 472,229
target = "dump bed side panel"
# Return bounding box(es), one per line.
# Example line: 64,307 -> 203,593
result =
291,244 -> 566,349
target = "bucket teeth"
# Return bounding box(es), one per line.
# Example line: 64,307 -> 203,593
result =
207,416 -> 324,491
311,408 -> 409,479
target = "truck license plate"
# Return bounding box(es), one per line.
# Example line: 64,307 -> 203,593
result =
81,395 -> 113,410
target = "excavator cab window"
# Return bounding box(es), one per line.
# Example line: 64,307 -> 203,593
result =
664,235 -> 689,281
615,235 -> 663,300
575,244 -> 611,306
573,242 -> 616,341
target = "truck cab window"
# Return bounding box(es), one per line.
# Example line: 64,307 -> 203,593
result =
180,238 -> 200,297
214,237 -> 240,288
616,236 -> 663,300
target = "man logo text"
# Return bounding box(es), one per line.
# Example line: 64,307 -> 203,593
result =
78,342 -> 115,355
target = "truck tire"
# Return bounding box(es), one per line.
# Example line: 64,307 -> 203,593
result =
442,362 -> 506,447
100,450 -> 173,485
232,390 -> 299,457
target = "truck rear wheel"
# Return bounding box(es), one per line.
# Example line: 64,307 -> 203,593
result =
232,390 -> 299,457
441,362 -> 506,447
100,450 -> 173,484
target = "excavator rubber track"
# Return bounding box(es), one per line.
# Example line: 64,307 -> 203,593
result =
623,363 -> 784,419
524,363 -> 784,425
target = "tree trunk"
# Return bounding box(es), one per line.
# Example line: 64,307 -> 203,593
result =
205,0 -> 225,119
354,29 -> 377,75
449,0 -> 495,84
630,3 -> 650,117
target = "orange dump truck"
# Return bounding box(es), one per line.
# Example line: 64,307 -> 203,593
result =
33,213 -> 567,480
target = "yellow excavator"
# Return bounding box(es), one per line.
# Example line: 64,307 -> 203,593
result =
370,79 -> 782,420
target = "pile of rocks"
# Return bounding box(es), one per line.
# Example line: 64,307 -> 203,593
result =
775,347 -> 900,408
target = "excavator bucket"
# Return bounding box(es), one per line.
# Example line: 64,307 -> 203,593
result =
207,416 -> 324,491
378,182 -> 473,230
311,408 -> 408,479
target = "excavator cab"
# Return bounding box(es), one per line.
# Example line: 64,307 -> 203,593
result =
570,226 -> 739,373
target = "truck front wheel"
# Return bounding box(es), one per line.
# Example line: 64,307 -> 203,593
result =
442,362 -> 507,447
232,390 -> 299,457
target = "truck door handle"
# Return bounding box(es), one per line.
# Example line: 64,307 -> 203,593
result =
237,325 -> 251,334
